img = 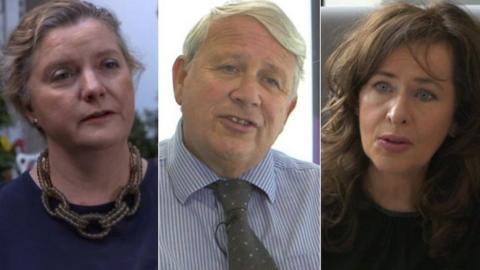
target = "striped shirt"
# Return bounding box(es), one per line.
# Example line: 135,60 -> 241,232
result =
159,123 -> 320,269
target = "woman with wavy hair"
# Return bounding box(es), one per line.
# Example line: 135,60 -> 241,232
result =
322,2 -> 480,269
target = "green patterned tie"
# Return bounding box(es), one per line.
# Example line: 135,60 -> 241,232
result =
211,180 -> 279,270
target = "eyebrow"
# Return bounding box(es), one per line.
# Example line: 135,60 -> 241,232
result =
264,62 -> 284,76
214,51 -> 287,72
46,48 -> 121,65
374,70 -> 445,90
94,48 -> 123,59
42,59 -> 75,75
211,51 -> 284,69
209,52 -> 243,62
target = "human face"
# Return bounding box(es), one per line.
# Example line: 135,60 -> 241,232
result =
173,16 -> 297,178
26,19 -> 135,151
358,43 -> 456,177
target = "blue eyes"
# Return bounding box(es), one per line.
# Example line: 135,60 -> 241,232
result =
371,81 -> 437,102
373,81 -> 392,93
415,89 -> 436,102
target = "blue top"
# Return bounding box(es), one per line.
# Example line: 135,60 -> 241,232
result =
0,159 -> 158,270
158,122 -> 320,270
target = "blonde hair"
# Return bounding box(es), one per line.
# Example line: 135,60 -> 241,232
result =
1,0 -> 143,119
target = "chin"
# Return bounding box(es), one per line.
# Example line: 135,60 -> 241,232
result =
73,132 -> 129,150
215,146 -> 249,161
371,158 -> 423,176
213,141 -> 254,161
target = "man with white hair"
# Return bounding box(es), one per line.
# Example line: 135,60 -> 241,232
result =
159,1 -> 319,269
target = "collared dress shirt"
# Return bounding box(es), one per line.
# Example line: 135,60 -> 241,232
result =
159,122 -> 320,269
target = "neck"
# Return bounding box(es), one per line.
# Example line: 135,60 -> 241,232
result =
209,159 -> 256,179
182,131 -> 264,179
32,141 -> 135,206
363,165 -> 425,212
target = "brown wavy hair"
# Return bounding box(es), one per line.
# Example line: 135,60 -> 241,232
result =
322,2 -> 480,257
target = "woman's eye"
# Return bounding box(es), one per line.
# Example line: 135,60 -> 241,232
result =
415,89 -> 436,102
373,81 -> 392,93
51,69 -> 74,82
103,59 -> 120,69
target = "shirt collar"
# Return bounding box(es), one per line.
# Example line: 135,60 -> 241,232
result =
167,120 -> 277,204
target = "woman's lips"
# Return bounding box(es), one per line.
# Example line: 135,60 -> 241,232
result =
377,134 -> 412,153
81,111 -> 114,123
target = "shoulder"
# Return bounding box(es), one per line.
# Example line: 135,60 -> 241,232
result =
464,202 -> 480,248
269,149 -> 319,192
145,158 -> 158,176
0,172 -> 37,223
140,159 -> 158,198
159,138 -> 170,164
0,172 -> 33,201
270,149 -> 319,175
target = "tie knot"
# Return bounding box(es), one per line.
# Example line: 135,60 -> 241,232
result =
211,180 -> 252,213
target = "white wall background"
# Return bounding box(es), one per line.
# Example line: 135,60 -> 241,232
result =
158,0 -> 313,162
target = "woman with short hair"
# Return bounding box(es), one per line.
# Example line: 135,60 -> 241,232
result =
0,1 -> 157,269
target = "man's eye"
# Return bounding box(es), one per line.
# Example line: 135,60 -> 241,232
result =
415,89 -> 437,102
219,64 -> 238,74
373,81 -> 392,93
264,77 -> 280,88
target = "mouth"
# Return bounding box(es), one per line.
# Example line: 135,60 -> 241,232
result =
82,110 -> 114,122
219,114 -> 259,133
378,134 -> 412,145
224,115 -> 257,128
377,134 -> 412,153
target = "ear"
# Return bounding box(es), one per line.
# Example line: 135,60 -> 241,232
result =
23,102 -> 36,124
172,56 -> 189,106
285,98 -> 297,121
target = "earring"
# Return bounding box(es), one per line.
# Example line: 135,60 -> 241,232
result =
32,118 -> 39,126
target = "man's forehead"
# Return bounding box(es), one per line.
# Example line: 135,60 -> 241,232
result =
200,16 -> 294,63
206,16 -> 273,45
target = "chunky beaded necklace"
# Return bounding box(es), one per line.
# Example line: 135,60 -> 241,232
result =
36,144 -> 142,239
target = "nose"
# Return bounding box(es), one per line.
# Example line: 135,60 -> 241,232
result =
230,75 -> 261,107
80,69 -> 106,102
386,94 -> 411,125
